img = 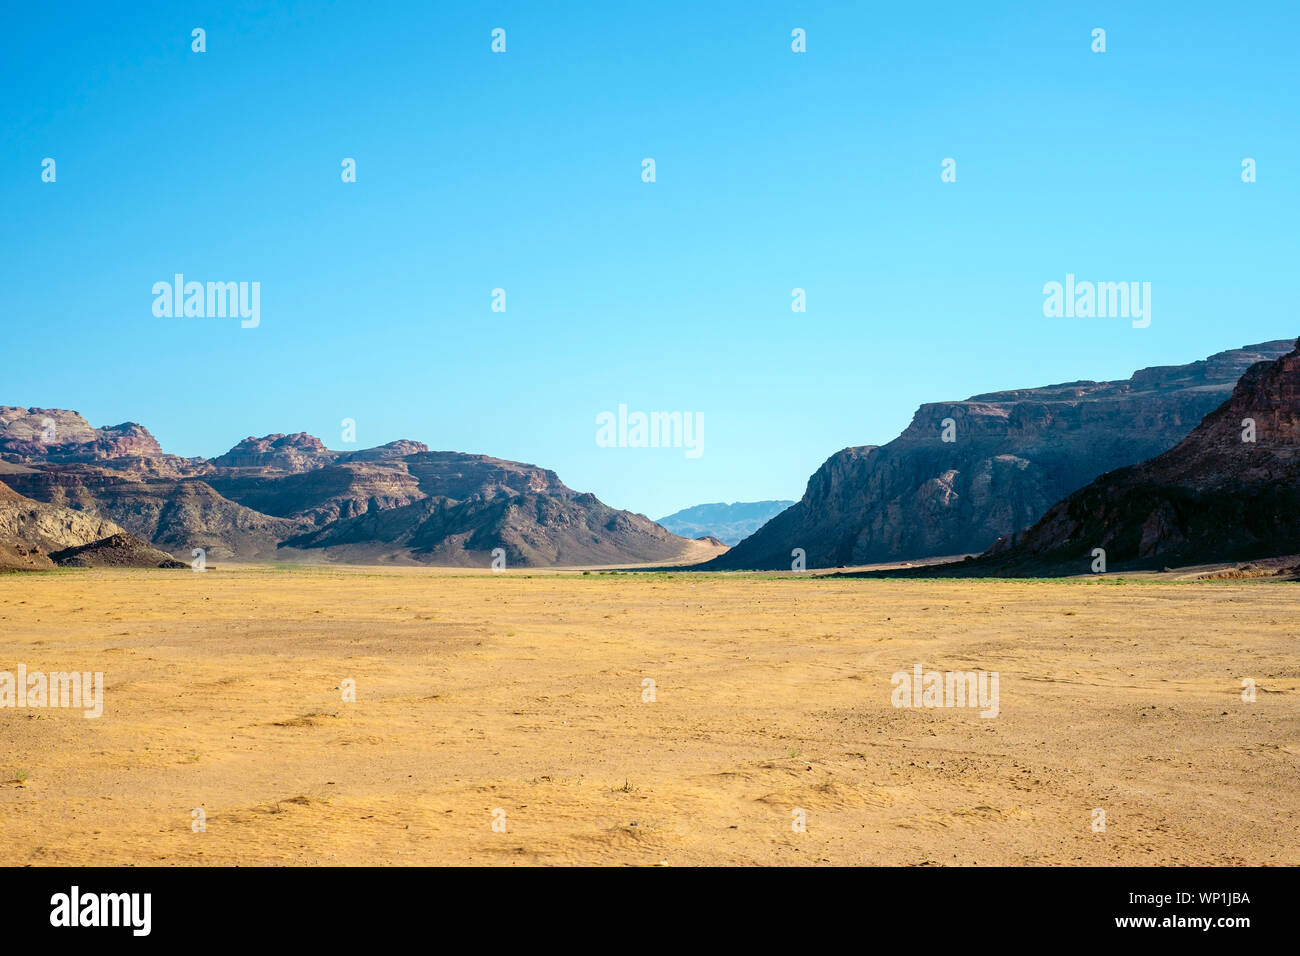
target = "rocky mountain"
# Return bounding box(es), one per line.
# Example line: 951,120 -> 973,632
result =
0,412 -> 710,568
282,490 -> 690,567
0,407 -> 165,463
209,433 -> 337,473
0,476 -> 179,567
657,500 -> 795,545
960,339 -> 1300,574
205,462 -> 426,526
1,476 -> 120,569
0,407 -> 206,478
702,340 -> 1296,569
0,465 -> 309,561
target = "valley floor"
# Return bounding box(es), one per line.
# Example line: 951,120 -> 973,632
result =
0,566 -> 1295,865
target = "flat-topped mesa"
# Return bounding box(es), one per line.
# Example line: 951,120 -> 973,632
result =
1129,340 -> 1299,388
900,338 -> 1300,444
703,339 -> 1298,570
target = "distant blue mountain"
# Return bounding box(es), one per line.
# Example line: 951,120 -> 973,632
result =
656,500 -> 795,546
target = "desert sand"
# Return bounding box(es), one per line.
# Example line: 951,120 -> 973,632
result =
0,565 -> 1295,865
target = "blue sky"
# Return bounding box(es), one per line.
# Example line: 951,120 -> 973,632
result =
3,1 -> 1297,519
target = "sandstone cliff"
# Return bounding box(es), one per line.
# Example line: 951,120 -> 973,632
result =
965,339 -> 1300,574
703,340 -> 1296,569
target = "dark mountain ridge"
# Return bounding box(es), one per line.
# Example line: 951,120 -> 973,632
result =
701,340 -> 1296,570
956,338 -> 1300,575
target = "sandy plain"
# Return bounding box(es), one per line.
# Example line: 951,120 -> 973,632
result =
0,565 -> 1296,865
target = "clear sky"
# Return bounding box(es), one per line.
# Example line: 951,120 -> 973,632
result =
3,1 -> 1297,519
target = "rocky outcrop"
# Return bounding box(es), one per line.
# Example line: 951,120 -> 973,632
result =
206,450 -> 570,527
208,435 -> 432,471
207,461 -> 426,524
962,339 -> 1300,574
281,490 -> 691,567
50,533 -> 188,569
0,407 -> 165,463
401,452 -> 570,499
0,478 -> 173,571
703,340 -> 1297,569
1,414 -> 701,566
209,433 -> 335,473
0,468 -> 310,562
0,478 -> 125,553
338,440 -> 429,462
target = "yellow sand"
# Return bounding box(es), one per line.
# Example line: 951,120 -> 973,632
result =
1,566 -> 1295,865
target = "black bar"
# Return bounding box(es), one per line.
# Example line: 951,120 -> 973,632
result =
0,866 -> 1278,942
